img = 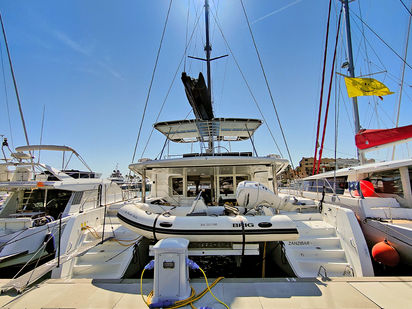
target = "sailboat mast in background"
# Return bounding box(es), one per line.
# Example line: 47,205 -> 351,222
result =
342,0 -> 365,164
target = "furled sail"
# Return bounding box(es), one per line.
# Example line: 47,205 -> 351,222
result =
181,72 -> 213,120
355,124 -> 412,152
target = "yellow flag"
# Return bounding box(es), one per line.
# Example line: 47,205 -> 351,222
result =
344,77 -> 394,98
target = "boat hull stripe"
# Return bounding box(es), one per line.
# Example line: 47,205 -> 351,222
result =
117,213 -> 299,236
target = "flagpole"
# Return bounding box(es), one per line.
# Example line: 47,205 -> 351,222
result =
342,0 -> 365,164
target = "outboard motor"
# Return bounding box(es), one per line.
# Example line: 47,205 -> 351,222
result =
236,181 -> 294,210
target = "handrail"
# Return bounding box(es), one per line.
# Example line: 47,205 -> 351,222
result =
343,265 -> 354,277
317,265 -> 328,280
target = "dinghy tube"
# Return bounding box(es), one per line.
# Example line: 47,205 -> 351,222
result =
117,204 -> 299,242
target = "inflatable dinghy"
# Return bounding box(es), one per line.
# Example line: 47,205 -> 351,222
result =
118,181 -> 300,242
117,204 -> 298,242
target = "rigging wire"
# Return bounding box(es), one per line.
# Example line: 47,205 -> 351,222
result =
334,56 -> 341,173
0,12 -> 31,150
350,9 -> 412,71
210,10 -> 284,157
338,79 -> 355,133
140,8 -> 203,159
357,0 -> 379,127
0,35 -> 14,149
400,0 -> 412,16
131,0 -> 173,164
38,105 -> 45,163
316,8 -> 342,174
313,0 -> 332,175
369,60 -> 412,94
184,0 -> 190,71
211,0 -> 220,45
349,17 -> 387,72
239,0 -> 293,168
392,0 -> 412,160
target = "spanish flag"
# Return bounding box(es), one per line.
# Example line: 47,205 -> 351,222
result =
344,77 -> 394,98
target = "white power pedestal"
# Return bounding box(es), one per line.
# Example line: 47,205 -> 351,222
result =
152,238 -> 191,304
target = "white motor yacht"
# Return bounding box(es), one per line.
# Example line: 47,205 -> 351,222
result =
0,145 -> 125,275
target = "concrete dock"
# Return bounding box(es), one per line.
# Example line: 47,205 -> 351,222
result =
1,276 -> 412,308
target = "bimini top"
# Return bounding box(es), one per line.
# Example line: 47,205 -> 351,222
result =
154,118 -> 262,143
14,145 -> 92,172
15,145 -> 80,155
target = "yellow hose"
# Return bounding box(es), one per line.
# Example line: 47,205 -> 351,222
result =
84,225 -> 140,247
140,268 -> 149,306
139,263 -> 229,308
199,267 -> 229,309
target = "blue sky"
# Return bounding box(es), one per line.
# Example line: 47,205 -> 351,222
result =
0,0 -> 411,176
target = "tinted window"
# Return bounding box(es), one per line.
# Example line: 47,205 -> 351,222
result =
368,169 -> 403,197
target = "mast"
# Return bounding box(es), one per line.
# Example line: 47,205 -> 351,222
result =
204,0 -> 212,100
342,0 -> 365,164
204,0 -> 214,153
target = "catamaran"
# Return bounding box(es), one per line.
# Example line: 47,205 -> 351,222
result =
284,0 -> 412,268
117,0 -> 374,278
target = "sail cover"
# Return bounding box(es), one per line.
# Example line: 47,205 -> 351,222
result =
182,72 -> 213,120
355,124 -> 412,152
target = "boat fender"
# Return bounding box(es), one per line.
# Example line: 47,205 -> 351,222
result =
44,233 -> 55,254
359,180 -> 375,197
372,240 -> 400,267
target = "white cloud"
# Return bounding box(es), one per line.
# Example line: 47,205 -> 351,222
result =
251,0 -> 303,25
52,30 -> 123,80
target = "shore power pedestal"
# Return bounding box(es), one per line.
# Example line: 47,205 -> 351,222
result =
151,238 -> 191,304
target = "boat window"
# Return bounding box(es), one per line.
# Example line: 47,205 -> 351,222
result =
219,177 -> 234,195
171,177 -> 183,195
236,175 -> 249,187
15,189 -> 71,220
325,176 -> 347,194
303,180 -> 323,192
187,176 -> 211,198
368,169 -> 403,197
72,192 -> 84,205
409,167 -> 412,192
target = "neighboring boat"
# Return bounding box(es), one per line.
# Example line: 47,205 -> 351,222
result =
117,0 -> 374,278
287,154 -> 412,268
0,145 -> 125,274
283,1 -> 412,268
108,168 -> 125,185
